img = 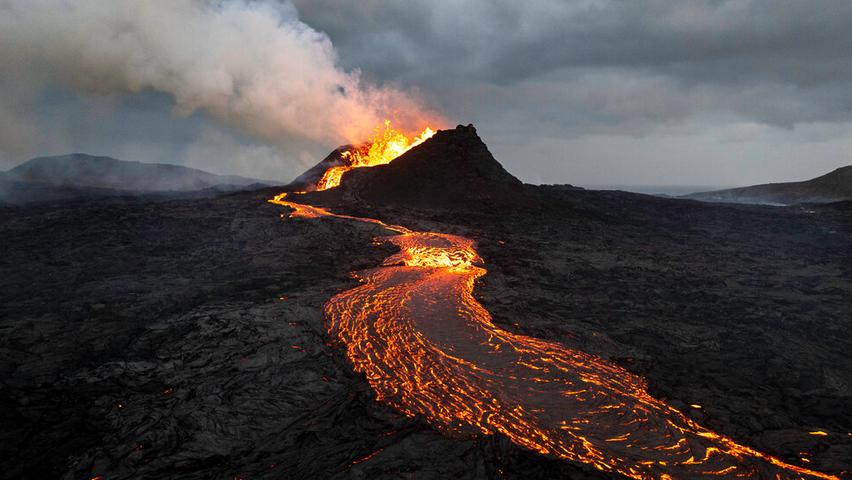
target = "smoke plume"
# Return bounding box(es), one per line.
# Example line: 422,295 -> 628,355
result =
0,0 -> 438,148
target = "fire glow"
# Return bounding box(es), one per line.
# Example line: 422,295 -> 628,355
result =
268,125 -> 838,479
316,120 -> 435,191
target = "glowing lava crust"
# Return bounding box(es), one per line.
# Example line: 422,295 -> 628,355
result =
268,127 -> 838,480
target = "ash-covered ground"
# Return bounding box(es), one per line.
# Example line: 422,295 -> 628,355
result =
2,131 -> 851,478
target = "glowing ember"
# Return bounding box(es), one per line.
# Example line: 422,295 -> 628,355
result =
316,120 -> 435,190
350,448 -> 385,466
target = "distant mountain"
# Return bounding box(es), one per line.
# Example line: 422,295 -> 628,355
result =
4,153 -> 268,191
0,154 -> 273,205
685,166 -> 852,205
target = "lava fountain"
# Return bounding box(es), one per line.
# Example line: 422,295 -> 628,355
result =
316,120 -> 435,191
269,125 -> 838,480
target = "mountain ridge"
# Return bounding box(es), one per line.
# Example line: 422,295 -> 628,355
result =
4,153 -> 270,191
686,165 -> 852,205
1,153 -> 274,205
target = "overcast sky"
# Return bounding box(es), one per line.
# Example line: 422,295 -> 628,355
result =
2,0 -> 851,187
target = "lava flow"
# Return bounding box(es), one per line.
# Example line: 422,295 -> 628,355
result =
316,120 -> 435,191
268,128 -> 838,480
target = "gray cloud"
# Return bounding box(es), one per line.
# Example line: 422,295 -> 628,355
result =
292,0 -> 852,130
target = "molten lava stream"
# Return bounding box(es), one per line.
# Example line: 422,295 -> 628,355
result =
269,194 -> 837,480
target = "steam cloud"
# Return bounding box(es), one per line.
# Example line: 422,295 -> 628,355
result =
0,0 -> 438,149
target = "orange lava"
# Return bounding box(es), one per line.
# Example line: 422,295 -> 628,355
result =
316,121 -> 435,191
269,190 -> 837,480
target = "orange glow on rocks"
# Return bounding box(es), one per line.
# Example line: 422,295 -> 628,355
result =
316,121 -> 435,190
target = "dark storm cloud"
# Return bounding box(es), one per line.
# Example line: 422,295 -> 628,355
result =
291,0 -> 852,129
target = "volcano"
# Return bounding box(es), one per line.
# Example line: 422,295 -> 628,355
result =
2,124 -> 851,479
297,124 -> 530,211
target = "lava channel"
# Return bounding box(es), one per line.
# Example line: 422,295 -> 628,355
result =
270,194 -> 838,480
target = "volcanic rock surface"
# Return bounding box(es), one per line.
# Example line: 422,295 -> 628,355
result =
686,165 -> 852,205
2,127 -> 851,479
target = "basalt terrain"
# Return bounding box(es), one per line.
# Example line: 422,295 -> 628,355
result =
2,126 -> 851,479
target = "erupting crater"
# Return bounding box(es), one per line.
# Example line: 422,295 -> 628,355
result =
269,125 -> 838,480
315,121 -> 435,191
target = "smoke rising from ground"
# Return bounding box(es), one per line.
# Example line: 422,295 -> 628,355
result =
0,0 -> 437,153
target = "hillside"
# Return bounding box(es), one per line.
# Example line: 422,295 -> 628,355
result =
1,154 -> 272,205
686,166 -> 852,205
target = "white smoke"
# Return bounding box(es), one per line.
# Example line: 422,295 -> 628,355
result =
0,0 -> 437,150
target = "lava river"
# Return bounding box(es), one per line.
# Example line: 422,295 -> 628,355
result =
271,193 -> 837,480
